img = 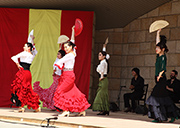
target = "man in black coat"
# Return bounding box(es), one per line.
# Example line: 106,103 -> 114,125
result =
123,68 -> 144,112
166,70 -> 180,103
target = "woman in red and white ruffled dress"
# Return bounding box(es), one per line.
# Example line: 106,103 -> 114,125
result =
11,36 -> 40,112
33,49 -> 65,110
53,26 -> 90,117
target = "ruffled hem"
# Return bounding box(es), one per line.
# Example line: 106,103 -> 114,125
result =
146,96 -> 178,121
33,81 -> 43,93
33,81 -> 47,102
146,95 -> 174,106
53,71 -> 90,112
92,94 -> 109,112
54,93 -> 90,112
33,76 -> 60,110
11,69 -> 39,110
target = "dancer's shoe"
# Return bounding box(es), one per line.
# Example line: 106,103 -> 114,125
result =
14,107 -> 25,113
34,107 -> 41,112
97,111 -> 109,116
58,111 -> 70,117
76,111 -> 86,116
152,119 -> 162,123
169,117 -> 178,123
169,118 -> 175,123
97,111 -> 103,115
124,107 -> 131,113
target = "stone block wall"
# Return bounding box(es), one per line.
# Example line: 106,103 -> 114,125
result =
89,0 -> 180,110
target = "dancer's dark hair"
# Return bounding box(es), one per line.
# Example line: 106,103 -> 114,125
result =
26,42 -> 33,51
156,35 -> 169,53
99,51 -> 109,74
58,50 -> 66,57
64,41 -> 76,49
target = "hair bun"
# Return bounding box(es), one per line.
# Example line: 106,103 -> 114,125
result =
106,54 -> 110,60
160,35 -> 167,44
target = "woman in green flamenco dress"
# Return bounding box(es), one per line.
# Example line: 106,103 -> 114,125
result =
92,38 -> 110,115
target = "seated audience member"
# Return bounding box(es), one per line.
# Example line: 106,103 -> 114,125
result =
166,70 -> 180,103
123,68 -> 144,112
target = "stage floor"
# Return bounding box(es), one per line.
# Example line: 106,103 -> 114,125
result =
0,108 -> 179,128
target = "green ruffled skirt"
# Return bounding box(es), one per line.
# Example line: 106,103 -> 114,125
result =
92,77 -> 109,111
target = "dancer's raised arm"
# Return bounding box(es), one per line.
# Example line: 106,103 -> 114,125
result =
156,29 -> 161,44
30,35 -> 37,56
103,37 -> 108,51
71,25 -> 75,43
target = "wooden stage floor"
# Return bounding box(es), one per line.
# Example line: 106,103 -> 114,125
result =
0,108 -> 179,128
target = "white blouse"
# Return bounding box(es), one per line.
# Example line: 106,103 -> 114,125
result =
96,59 -> 108,78
53,58 -> 62,76
55,53 -> 76,69
55,40 -> 76,69
11,46 -> 37,64
96,46 -> 108,78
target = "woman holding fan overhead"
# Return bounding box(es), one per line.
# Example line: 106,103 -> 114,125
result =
53,25 -> 90,117
146,28 -> 178,123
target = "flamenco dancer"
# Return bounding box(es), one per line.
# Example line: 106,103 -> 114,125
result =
11,35 -> 40,112
53,26 -> 90,117
92,38 -> 110,115
33,49 -> 65,110
146,29 -> 178,123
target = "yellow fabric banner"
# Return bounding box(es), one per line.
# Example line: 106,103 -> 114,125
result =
29,9 -> 61,89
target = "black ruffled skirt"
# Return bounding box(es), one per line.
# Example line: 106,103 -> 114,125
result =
146,76 -> 178,121
146,96 -> 178,121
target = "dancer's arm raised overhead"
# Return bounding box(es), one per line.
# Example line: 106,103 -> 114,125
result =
59,44 -> 62,50
71,25 -> 75,43
156,29 -> 161,45
70,25 -> 76,56
103,37 -> 108,52
30,35 -> 38,56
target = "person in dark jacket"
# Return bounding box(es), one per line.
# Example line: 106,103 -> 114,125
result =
166,70 -> 180,103
123,67 -> 144,112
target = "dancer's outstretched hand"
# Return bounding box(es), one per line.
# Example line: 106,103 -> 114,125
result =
157,29 -> 161,34
105,37 -> 109,45
30,35 -> 35,45
72,25 -> 75,30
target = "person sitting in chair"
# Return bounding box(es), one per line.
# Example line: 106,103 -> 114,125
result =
166,70 -> 180,103
123,68 -> 144,112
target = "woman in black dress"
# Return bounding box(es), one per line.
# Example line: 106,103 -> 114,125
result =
146,29 -> 178,123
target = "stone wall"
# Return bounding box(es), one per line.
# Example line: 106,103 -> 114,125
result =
89,0 -> 180,110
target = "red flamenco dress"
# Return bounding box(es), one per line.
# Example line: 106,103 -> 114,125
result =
33,59 -> 62,110
53,52 -> 90,112
11,65 -> 40,110
33,76 -> 60,110
11,47 -> 40,110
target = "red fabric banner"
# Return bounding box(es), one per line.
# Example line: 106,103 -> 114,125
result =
0,8 -> 29,107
